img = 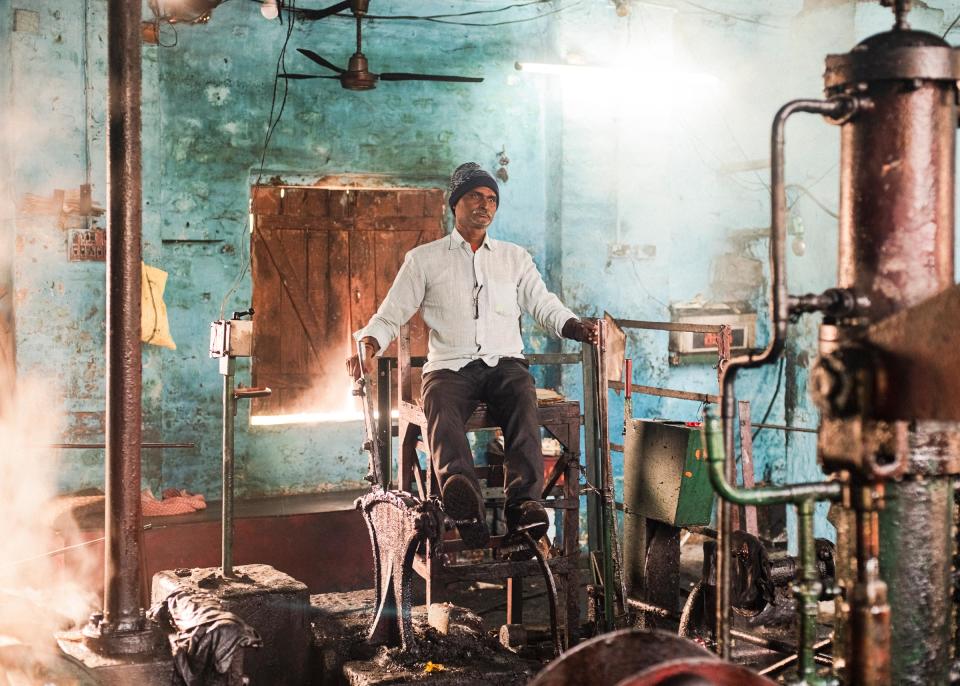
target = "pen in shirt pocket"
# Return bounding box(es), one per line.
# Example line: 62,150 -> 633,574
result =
473,284 -> 483,319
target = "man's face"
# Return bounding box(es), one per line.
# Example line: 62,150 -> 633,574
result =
454,187 -> 498,231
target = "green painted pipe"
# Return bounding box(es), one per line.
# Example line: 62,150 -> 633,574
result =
704,411 -> 839,685
703,413 -> 842,506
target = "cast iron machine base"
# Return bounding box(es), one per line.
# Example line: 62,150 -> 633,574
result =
355,489 -> 565,656
356,490 -> 443,653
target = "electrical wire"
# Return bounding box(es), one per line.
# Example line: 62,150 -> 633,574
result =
673,0 -> 786,30
751,357 -> 784,441
272,0 -> 553,21
256,2 -> 297,186
220,0 -> 297,318
944,10 -> 960,38
157,22 -> 180,48
360,2 -> 584,27
285,0 -> 584,26
786,183 -> 838,219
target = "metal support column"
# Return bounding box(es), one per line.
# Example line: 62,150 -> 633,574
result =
83,0 -> 158,655
221,356 -> 236,578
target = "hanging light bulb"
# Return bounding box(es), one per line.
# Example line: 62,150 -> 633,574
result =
148,0 -> 226,24
260,0 -> 279,20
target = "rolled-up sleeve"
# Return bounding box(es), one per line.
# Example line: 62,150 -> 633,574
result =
516,251 -> 577,338
354,251 -> 426,353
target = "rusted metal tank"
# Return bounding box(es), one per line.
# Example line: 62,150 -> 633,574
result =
818,17 -> 960,686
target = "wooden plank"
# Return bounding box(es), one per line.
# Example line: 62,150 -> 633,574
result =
251,186 -> 281,215
356,189 -> 399,219
253,371 -> 317,390
251,218 -> 284,415
303,188 -> 330,217
328,189 -> 356,223
278,230 -> 310,377
258,214 -> 354,232
311,229 -> 352,410
256,227 -> 327,361
423,189 -> 445,218
397,190 -> 425,218
355,215 -> 445,232
349,230 -> 377,346
280,187 -> 310,216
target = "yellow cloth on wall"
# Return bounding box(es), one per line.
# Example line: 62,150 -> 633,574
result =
141,262 -> 176,350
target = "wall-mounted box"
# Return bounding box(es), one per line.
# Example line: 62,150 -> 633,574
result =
668,302 -> 756,365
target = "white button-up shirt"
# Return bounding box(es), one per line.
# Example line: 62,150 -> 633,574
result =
355,231 -> 577,373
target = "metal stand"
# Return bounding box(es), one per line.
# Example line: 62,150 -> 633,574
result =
210,312 -> 271,580
221,356 -> 237,578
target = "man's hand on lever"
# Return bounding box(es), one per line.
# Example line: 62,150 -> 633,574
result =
561,317 -> 600,346
347,336 -> 380,380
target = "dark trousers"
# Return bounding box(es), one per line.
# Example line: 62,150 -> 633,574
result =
421,358 -> 542,507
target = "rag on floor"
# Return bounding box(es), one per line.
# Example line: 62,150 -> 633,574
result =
141,488 -> 206,517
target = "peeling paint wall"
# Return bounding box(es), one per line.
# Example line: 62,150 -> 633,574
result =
3,0 -> 960,548
4,0 -> 560,499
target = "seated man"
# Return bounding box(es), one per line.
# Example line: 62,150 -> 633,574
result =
348,162 -> 597,548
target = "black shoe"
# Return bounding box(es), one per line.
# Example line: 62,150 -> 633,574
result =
441,474 -> 490,549
506,500 -> 550,541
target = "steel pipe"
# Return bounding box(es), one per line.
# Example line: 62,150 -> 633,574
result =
715,95 -> 855,660
221,356 -> 236,578
82,0 -> 156,656
104,0 -> 144,635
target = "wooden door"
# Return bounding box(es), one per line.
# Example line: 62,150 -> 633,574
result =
250,185 -> 444,417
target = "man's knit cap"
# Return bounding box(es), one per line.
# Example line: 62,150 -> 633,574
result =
448,162 -> 499,211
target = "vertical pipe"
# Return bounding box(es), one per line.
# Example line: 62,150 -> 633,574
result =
594,321 -> 616,630
717,95 -> 853,661
103,0 -> 144,636
582,344 -> 601,552
878,475 -> 950,684
221,355 -> 236,578
377,357 -> 392,489
795,499 -> 820,683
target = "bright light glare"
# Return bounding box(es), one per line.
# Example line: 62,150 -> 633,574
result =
250,408 -> 400,426
515,62 -> 607,77
251,384 -> 401,426
514,61 -> 721,91
251,410 -> 363,426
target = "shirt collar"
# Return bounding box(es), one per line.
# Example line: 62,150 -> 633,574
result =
449,230 -> 496,252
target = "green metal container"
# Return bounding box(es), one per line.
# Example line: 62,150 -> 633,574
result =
623,419 -> 715,527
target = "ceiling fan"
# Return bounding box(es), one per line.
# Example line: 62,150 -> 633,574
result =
281,0 -> 484,91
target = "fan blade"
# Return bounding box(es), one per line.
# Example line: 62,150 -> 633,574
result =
279,73 -> 342,80
296,0 -> 351,21
297,48 -> 346,74
378,73 -> 484,83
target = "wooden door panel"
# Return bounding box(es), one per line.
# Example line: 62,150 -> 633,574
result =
349,229 -> 377,345
251,185 -> 444,419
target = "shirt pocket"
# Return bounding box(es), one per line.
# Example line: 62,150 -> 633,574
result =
490,280 -> 521,319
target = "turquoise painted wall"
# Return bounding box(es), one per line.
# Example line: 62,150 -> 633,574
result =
3,1 -> 960,548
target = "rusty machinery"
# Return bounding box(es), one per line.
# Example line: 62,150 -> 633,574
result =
536,0 -> 960,684
352,339 -> 567,656
706,0 -> 960,684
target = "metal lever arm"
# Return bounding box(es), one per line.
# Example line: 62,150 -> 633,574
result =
356,340 -> 385,488
234,386 -> 272,399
